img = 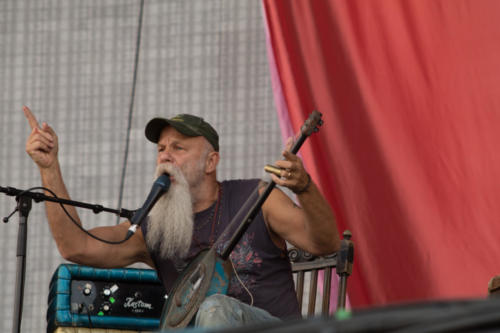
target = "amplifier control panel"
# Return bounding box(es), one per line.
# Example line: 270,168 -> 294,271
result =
71,279 -> 166,318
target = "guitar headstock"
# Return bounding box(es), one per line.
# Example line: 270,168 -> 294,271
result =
300,110 -> 323,137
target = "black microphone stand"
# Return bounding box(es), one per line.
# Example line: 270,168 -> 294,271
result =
0,186 -> 135,333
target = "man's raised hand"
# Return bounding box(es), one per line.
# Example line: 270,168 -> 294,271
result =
23,106 -> 58,169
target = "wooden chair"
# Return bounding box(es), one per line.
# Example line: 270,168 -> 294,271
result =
288,230 -> 353,317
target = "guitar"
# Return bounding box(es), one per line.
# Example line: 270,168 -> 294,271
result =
159,111 -> 323,329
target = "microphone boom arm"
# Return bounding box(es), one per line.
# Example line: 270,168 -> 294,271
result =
0,186 -> 135,220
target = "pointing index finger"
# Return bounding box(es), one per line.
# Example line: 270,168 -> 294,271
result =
22,105 -> 40,129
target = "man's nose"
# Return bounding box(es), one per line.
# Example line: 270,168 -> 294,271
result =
158,150 -> 174,163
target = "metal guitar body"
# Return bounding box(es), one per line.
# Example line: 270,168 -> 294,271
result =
159,248 -> 232,329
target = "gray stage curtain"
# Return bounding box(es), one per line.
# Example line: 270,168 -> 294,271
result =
0,1 -> 282,331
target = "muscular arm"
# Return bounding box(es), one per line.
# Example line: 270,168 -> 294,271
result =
40,162 -> 152,268
262,139 -> 340,256
24,106 -> 153,268
262,180 -> 339,256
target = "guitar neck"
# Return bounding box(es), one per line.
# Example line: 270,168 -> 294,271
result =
220,128 -> 311,260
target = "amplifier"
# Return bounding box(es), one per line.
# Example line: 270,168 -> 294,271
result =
47,264 -> 167,333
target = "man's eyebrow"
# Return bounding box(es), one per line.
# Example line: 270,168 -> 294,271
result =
157,139 -> 188,148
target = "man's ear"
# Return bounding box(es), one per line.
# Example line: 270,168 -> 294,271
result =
205,151 -> 220,173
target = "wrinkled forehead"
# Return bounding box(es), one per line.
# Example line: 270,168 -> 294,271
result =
157,126 -> 208,147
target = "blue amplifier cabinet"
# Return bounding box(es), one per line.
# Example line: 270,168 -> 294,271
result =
47,264 -> 166,333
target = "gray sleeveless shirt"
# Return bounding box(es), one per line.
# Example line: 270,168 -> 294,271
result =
141,179 -> 300,319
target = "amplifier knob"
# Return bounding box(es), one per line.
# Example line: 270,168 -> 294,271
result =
83,283 -> 92,296
102,302 -> 111,312
103,288 -> 111,296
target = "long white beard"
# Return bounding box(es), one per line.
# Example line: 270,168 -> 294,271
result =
145,163 -> 194,260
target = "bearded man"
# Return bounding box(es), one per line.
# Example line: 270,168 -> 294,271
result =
23,106 -> 340,329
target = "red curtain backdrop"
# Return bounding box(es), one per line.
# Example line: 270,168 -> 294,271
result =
263,0 -> 500,307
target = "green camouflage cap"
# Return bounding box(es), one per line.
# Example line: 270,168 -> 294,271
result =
145,114 -> 219,151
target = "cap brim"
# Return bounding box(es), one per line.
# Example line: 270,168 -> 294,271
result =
145,117 -> 201,143
145,118 -> 169,143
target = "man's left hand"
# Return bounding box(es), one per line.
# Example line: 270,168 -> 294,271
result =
271,137 -> 310,194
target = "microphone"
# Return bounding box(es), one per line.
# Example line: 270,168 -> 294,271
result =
126,174 -> 171,239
